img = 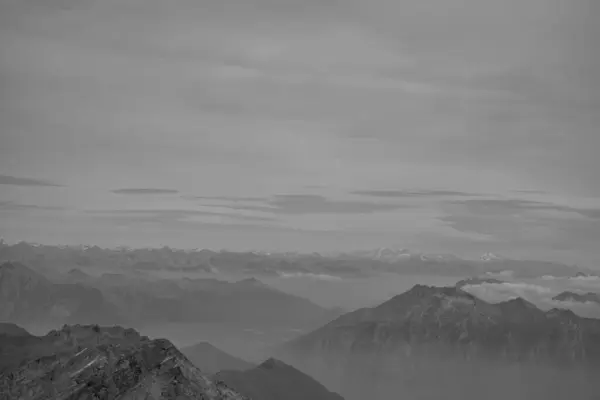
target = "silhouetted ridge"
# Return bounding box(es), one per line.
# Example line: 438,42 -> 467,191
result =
259,357 -> 289,370
0,323 -> 32,337
217,357 -> 345,400
181,341 -> 254,374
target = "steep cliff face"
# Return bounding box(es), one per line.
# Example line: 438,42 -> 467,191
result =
0,325 -> 249,400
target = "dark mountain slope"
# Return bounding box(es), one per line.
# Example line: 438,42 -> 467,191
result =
217,357 -> 344,400
181,341 -> 255,374
0,323 -> 31,337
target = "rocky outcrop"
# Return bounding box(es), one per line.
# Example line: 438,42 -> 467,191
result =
0,325 -> 249,400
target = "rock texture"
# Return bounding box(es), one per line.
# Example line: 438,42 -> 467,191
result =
0,325 -> 249,400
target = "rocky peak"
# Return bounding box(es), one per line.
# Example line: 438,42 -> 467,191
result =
1,334 -> 249,399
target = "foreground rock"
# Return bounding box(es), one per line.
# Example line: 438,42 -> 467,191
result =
0,325 -> 249,400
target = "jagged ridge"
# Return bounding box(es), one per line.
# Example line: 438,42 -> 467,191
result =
0,325 -> 249,400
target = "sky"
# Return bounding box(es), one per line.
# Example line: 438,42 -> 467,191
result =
1,0 -> 599,266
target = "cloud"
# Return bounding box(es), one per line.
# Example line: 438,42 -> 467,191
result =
0,174 -> 63,187
183,195 -> 268,202
351,189 -> 482,198
462,282 -> 553,304
448,198 -> 600,219
197,194 -> 409,215
111,188 -> 179,195
0,201 -> 65,211
86,208 -> 276,224
278,272 -> 342,281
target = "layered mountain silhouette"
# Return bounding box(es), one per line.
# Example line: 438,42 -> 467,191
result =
0,262 -> 122,328
553,291 -> 600,304
0,324 -> 249,399
280,284 -> 600,400
0,261 -> 339,332
181,342 -> 255,374
216,358 -> 344,400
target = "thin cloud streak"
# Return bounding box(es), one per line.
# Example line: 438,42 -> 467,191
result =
0,174 -> 63,187
197,194 -> 411,215
111,188 -> 180,195
0,201 -> 65,211
351,189 -> 483,198
86,208 -> 277,222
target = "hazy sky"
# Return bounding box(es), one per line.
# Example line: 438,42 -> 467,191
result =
1,0 -> 599,265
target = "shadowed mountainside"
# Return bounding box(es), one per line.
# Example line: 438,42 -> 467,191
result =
181,342 -> 255,374
216,358 -> 344,400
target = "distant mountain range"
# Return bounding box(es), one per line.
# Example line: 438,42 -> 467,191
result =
1,241 -> 596,279
0,324 -> 345,400
278,284 -> 600,400
0,261 -> 341,333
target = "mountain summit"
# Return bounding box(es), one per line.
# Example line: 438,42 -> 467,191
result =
280,284 -> 600,400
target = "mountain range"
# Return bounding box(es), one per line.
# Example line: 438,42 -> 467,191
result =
278,284 -> 600,400
1,241 -> 596,280
0,261 -> 341,334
